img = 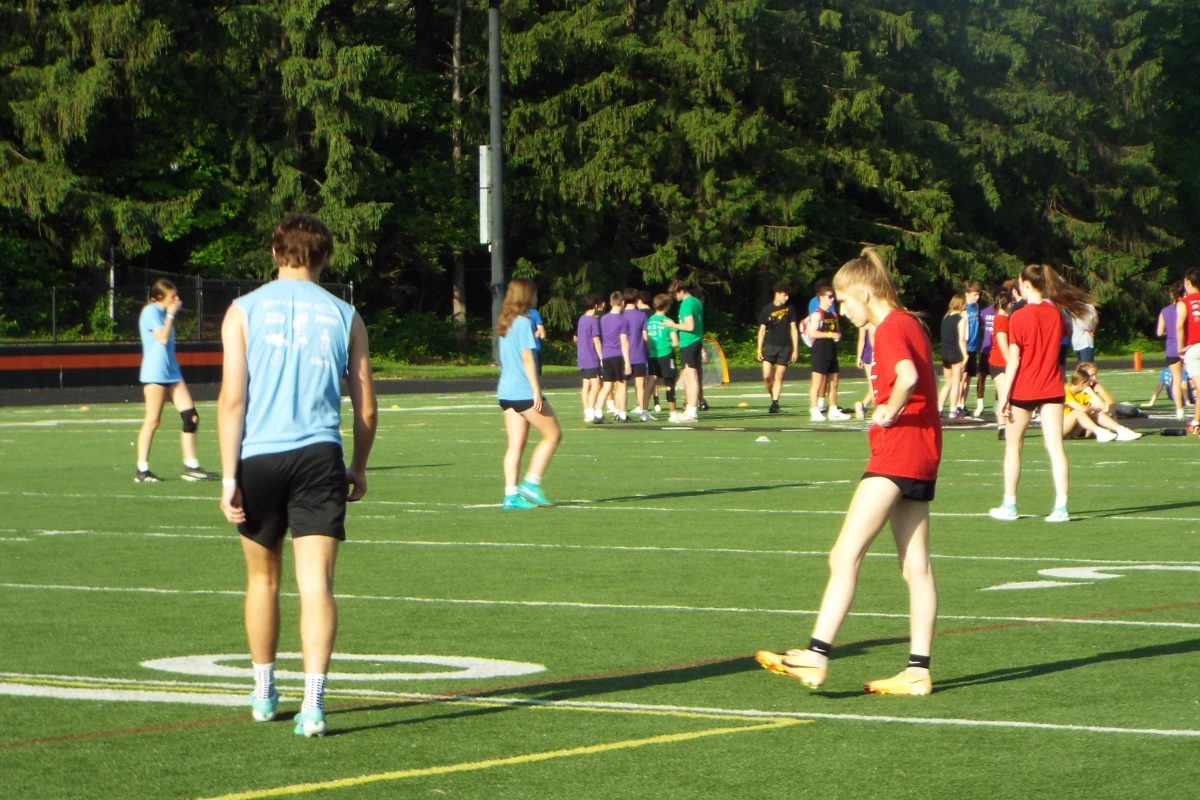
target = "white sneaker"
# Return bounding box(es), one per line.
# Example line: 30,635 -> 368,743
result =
668,412 -> 685,424
1045,507 -> 1070,523
974,400 -> 985,417
1094,429 -> 1117,442
989,504 -> 1019,521
640,411 -> 651,422
680,409 -> 699,422
827,407 -> 851,421
654,403 -> 662,413
810,407 -> 826,421
1115,427 -> 1142,441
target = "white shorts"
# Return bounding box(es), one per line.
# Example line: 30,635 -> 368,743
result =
1183,344 -> 1200,380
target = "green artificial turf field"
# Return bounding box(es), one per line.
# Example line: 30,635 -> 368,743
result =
1,368 -> 1197,799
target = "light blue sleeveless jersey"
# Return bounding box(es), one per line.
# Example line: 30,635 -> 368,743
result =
233,280 -> 356,459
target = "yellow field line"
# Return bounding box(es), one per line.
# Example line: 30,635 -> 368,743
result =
194,718 -> 803,800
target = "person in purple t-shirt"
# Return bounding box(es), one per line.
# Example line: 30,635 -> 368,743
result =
575,292 -> 605,423
622,288 -> 650,421
595,291 -> 631,422
974,290 -> 997,417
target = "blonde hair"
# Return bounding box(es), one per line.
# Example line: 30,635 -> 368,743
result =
497,278 -> 537,336
946,293 -> 966,315
832,248 -> 905,311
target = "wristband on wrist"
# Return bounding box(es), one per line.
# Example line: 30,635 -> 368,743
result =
222,477 -> 237,487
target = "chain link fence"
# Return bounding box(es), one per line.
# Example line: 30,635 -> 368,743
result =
0,267 -> 353,344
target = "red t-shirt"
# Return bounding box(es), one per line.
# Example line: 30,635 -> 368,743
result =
1181,292 -> 1200,350
1008,300 -> 1065,402
866,311 -> 942,481
988,313 -> 1009,369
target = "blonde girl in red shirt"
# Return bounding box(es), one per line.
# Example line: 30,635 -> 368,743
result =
989,264 -> 1092,523
756,248 -> 942,696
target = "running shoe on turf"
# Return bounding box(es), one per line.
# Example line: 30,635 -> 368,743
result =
135,470 -> 162,483
293,707 -> 326,738
518,480 -> 553,507
1044,507 -> 1070,523
1115,427 -> 1142,441
769,401 -> 781,414
699,400 -> 710,412
988,503 -> 1018,521
809,407 -> 826,421
250,690 -> 279,722
827,407 -> 851,421
754,649 -> 827,689
181,467 -> 218,482
863,669 -> 932,696
1094,429 -> 1117,442
502,494 -> 538,510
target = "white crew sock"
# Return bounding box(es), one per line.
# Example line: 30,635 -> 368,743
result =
252,661 -> 275,700
302,673 -> 327,713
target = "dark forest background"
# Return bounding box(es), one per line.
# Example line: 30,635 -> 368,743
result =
3,1 -> 1199,359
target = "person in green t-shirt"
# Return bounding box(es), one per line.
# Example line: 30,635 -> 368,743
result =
646,292 -> 680,418
664,280 -> 704,422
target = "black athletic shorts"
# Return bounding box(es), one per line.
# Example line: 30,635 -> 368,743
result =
237,442 -> 347,547
628,362 -> 648,378
964,351 -> 980,377
499,398 -> 536,413
1167,356 -> 1181,367
989,364 -> 1006,378
1011,396 -> 1065,412
649,355 -> 677,381
810,341 -> 839,375
678,341 -> 703,370
579,367 -> 600,380
862,471 -> 936,502
601,356 -> 626,383
761,344 -> 792,366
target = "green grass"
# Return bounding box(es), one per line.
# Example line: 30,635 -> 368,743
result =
1,367 -> 1198,799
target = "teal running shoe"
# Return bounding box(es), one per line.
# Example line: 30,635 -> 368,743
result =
502,493 -> 538,510
518,481 -> 553,507
249,689 -> 279,722
293,707 -> 326,738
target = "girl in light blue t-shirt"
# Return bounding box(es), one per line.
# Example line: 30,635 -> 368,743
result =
135,278 -> 214,483
496,278 -> 561,510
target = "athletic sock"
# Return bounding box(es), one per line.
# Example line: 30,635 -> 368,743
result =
1055,494 -> 1068,510
505,485 -> 518,496
1002,495 -> 1017,508
302,673 -> 326,713
183,459 -> 201,470
907,654 -> 931,670
808,638 -> 833,657
137,461 -> 150,472
524,474 -> 542,486
252,661 -> 275,700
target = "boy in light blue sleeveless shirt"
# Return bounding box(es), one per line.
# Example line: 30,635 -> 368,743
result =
218,215 -> 377,739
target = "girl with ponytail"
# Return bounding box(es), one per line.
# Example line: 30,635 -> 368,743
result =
989,264 -> 1091,524
756,248 -> 942,696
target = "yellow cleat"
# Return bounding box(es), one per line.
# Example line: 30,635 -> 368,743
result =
754,649 -> 827,688
863,669 -> 932,696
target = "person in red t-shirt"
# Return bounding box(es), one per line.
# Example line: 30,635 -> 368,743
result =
986,292 -> 1014,438
1173,269 -> 1200,433
990,264 -> 1092,524
755,248 -> 942,697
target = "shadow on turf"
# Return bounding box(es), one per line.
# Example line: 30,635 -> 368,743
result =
1079,499 -> 1200,519
327,655 -> 763,735
932,636 -> 1200,693
588,482 -> 812,503
366,463 -> 452,472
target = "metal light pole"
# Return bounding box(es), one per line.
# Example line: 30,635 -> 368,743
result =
487,0 -> 505,363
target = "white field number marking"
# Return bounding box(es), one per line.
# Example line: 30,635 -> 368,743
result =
985,564 -> 1200,591
140,653 -> 546,681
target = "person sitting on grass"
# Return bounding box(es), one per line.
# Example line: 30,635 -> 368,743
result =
1063,369 -> 1141,442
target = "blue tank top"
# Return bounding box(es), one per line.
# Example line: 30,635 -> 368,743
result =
233,280 -> 356,459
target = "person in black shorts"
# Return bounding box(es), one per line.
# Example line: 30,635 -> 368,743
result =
807,288 -> 849,420
757,283 -> 799,413
218,215 -> 377,737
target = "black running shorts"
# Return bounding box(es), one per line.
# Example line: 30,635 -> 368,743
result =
237,442 -> 347,547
